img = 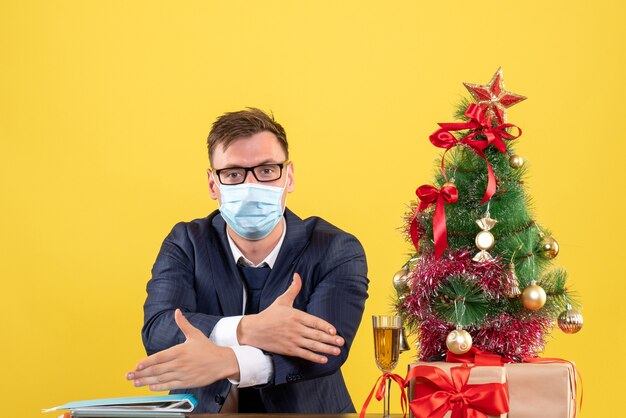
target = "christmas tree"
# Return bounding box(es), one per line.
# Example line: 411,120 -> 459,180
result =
396,68 -> 583,361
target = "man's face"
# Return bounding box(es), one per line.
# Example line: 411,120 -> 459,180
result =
207,131 -> 295,208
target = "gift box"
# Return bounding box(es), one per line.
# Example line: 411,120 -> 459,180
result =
407,361 -> 577,418
505,362 -> 576,418
407,362 -> 508,418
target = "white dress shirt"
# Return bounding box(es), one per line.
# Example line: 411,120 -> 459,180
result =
208,219 -> 287,388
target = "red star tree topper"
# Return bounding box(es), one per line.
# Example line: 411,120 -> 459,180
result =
463,67 -> 527,124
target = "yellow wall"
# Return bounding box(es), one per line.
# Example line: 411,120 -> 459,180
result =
1,1 -> 623,417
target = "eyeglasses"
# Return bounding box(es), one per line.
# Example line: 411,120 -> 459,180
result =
213,161 -> 290,185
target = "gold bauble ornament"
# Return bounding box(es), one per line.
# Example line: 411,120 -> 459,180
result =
558,304 -> 583,334
445,328 -> 473,355
509,154 -> 524,168
538,235 -> 559,259
393,269 -> 409,291
521,280 -> 547,311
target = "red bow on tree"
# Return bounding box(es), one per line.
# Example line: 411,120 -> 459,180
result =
435,103 -> 521,153
410,183 -> 458,259
429,103 -> 522,204
405,365 -> 510,418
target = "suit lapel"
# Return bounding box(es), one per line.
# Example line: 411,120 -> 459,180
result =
208,214 -> 244,316
259,209 -> 310,311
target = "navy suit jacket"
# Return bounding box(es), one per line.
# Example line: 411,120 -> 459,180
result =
142,208 -> 369,413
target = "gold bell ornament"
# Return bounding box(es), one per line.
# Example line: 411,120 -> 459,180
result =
506,263 -> 522,298
398,325 -> 411,352
392,267 -> 412,352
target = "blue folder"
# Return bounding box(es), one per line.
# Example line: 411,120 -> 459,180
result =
43,394 -> 197,417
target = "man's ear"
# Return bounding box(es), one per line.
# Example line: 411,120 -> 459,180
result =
286,162 -> 295,193
207,169 -> 219,200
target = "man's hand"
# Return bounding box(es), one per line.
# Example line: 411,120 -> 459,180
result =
237,273 -> 344,364
127,309 -> 240,391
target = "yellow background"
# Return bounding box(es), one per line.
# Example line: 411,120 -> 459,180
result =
1,1 -> 623,417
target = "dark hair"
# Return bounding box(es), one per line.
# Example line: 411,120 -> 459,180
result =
207,108 -> 288,164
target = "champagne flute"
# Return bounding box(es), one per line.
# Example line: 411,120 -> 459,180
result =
372,315 -> 402,418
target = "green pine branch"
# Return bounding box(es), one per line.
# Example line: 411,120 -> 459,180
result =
432,275 -> 503,327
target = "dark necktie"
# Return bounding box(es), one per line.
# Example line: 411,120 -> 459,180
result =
238,264 -> 272,315
237,262 -> 271,413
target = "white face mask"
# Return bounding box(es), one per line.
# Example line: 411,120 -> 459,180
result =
214,173 -> 288,240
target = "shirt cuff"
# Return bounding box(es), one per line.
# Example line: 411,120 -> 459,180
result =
209,316 -> 243,347
228,345 -> 273,387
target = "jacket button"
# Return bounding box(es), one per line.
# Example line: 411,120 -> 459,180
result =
214,394 -> 225,405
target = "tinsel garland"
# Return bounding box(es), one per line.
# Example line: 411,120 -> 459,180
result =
402,248 -> 505,317
415,313 -> 552,361
401,248 -> 551,360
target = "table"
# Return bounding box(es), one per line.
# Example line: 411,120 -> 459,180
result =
190,415 -> 403,418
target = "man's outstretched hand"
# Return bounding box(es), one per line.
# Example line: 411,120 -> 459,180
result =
237,273 -> 344,364
127,309 -> 239,391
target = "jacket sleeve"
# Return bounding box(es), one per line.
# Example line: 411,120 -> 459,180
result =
270,232 -> 369,385
142,222 -> 226,354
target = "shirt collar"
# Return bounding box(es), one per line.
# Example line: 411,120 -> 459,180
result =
227,218 -> 286,268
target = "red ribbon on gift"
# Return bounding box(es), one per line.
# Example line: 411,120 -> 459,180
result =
446,347 -> 509,366
409,183 -> 458,259
444,348 -> 583,415
360,372 -> 408,418
405,364 -> 509,418
429,103 -> 522,204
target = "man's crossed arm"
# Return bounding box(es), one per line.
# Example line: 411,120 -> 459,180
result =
127,273 -> 344,391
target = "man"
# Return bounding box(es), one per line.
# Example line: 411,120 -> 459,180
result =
126,108 -> 369,413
